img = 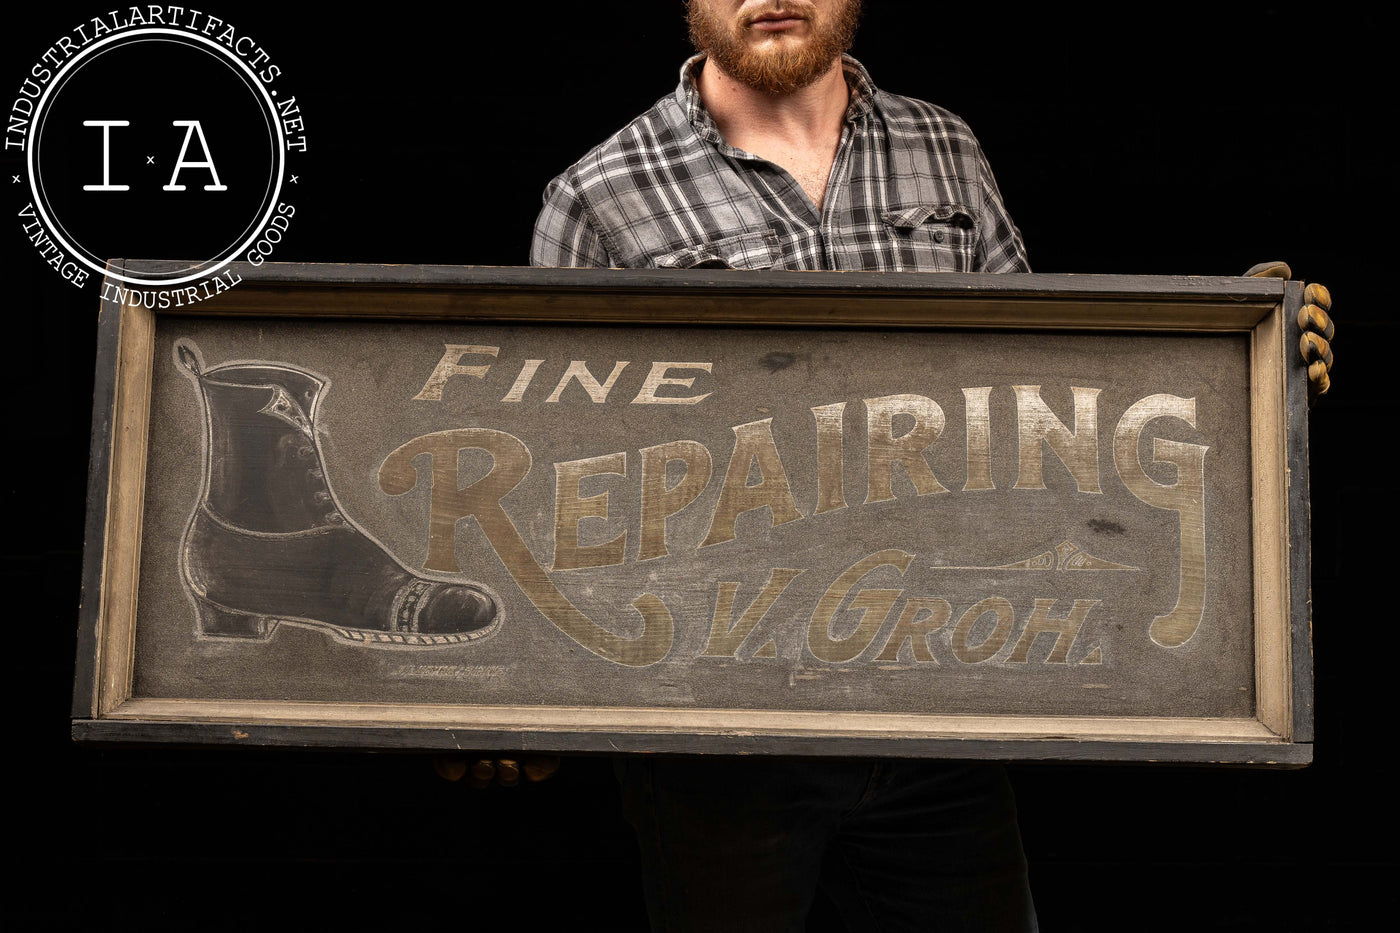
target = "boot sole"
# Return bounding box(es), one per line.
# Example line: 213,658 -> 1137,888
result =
192,594 -> 503,648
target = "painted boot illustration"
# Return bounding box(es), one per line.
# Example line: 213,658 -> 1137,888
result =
175,339 -> 501,647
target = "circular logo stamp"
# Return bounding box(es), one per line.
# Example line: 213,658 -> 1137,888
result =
8,9 -> 306,304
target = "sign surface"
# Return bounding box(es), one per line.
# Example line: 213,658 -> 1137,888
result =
74,264 -> 1313,763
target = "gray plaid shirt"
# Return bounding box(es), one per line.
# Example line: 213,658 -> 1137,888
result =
531,54 -> 1029,274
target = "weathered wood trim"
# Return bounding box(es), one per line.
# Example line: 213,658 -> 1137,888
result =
135,262 -> 1288,330
70,715 -> 1312,767
73,261 -> 128,719
129,260 -> 1290,298
172,291 -> 1281,330
1251,301 -> 1292,739
100,696 -> 1285,743
95,290 -> 156,716
1284,280 -> 1315,742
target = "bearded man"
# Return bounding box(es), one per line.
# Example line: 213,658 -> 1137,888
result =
532,0 -> 1028,277
530,2 -> 1040,930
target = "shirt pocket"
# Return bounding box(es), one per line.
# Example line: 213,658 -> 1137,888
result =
881,204 -> 977,272
653,230 -> 781,270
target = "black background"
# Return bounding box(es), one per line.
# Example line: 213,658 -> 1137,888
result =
5,4 -> 1394,930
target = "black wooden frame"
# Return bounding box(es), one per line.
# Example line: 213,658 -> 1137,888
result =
73,261 -> 1313,764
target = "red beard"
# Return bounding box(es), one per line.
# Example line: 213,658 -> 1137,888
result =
687,0 -> 863,95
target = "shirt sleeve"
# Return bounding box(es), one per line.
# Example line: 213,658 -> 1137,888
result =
973,150 -> 1031,274
530,172 -> 614,268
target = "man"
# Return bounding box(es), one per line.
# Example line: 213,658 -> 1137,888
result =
533,1 -> 1027,278
533,5 -> 1037,929
529,2 -> 1330,929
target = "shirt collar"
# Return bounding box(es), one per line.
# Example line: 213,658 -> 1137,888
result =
676,52 -> 877,148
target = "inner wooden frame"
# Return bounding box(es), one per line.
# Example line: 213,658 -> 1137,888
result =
74,263 -> 1311,764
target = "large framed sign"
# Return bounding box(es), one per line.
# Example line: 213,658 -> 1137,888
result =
73,262 -> 1313,764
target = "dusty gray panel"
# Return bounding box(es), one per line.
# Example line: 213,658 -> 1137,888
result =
132,316 -> 1254,720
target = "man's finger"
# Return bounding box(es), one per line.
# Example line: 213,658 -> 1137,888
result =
433,754 -> 469,782
1304,282 -> 1332,311
1245,260 -> 1292,279
1309,360 -> 1331,396
1298,303 -> 1335,341
524,755 -> 563,783
496,758 -> 522,787
1300,332 -> 1334,371
468,758 -> 497,789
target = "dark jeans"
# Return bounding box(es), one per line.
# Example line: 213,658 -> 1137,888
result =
616,757 -> 1037,933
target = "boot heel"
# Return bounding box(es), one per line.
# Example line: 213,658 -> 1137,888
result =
193,598 -> 278,640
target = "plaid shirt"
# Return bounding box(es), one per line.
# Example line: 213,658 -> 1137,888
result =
531,54 -> 1029,274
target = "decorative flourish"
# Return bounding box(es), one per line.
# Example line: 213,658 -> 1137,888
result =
931,540 -> 1142,573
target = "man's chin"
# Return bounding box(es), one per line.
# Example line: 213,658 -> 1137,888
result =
722,49 -> 838,95
690,0 -> 860,95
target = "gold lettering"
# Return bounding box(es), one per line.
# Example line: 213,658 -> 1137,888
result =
631,362 -> 713,405
950,596 -> 1014,663
545,360 -> 629,403
500,359 -> 544,402
412,344 -> 498,401
864,394 -> 948,504
552,452 -> 627,571
1113,394 -> 1208,648
628,594 -> 678,663
1013,385 -> 1102,493
962,387 -> 994,491
701,419 -> 803,548
378,430 -> 672,667
808,549 -> 913,663
377,429 -> 523,573
874,597 -> 953,662
811,402 -> 847,514
703,569 -> 805,657
1007,598 -> 1098,663
638,440 -> 712,561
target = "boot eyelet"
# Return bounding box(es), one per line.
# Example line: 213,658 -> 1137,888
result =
314,491 -> 331,503
297,446 -> 313,458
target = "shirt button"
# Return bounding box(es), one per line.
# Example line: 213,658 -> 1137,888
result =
933,230 -> 945,243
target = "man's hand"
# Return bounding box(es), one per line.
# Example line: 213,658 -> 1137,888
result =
1245,261 -> 1334,399
433,754 -> 562,788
